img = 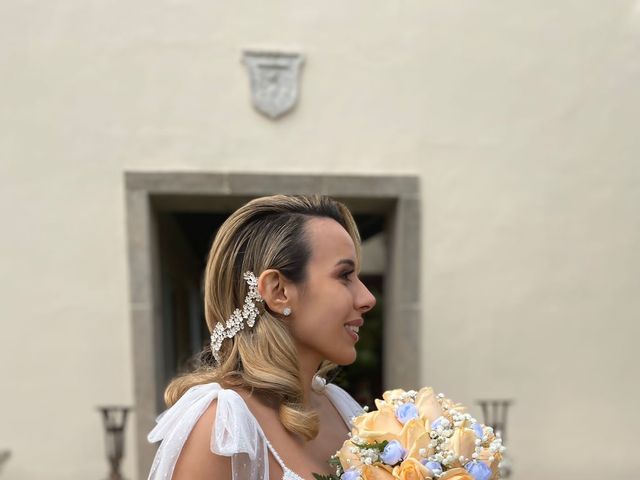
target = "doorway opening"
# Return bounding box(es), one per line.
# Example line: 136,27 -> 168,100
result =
125,172 -> 420,479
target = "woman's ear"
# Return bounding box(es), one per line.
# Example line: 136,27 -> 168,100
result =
257,269 -> 295,316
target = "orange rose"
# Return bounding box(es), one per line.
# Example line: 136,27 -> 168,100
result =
336,438 -> 362,471
391,458 -> 433,480
438,467 -> 474,480
407,431 -> 433,460
382,389 -> 409,403
476,447 -> 502,479
375,398 -> 398,413
361,464 -> 395,480
353,409 -> 403,443
446,427 -> 476,463
398,418 -> 432,460
441,397 -> 466,415
414,388 -> 444,422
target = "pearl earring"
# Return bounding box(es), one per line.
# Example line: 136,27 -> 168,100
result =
283,307 -> 292,317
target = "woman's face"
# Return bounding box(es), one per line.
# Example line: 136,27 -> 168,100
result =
288,217 -> 376,366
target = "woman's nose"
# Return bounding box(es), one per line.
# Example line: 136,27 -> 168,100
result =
357,279 -> 376,313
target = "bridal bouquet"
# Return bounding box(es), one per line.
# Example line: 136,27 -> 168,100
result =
314,387 -> 505,480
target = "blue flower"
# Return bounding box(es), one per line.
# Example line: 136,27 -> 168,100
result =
472,422 -> 484,439
465,461 -> 492,480
341,468 -> 361,480
380,440 -> 406,466
430,416 -> 447,430
421,460 -> 443,475
395,403 -> 419,424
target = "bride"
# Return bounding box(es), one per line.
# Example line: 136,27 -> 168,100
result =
147,194 -> 377,480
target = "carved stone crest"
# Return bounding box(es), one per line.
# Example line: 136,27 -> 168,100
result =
242,50 -> 304,119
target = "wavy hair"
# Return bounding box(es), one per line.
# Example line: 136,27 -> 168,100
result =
163,194 -> 361,440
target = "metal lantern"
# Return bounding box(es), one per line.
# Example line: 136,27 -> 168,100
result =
97,406 -> 131,480
0,450 -> 10,476
477,399 -> 513,478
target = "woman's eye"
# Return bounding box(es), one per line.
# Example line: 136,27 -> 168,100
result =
340,270 -> 355,281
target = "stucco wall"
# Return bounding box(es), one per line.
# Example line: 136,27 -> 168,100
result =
1,1 -> 639,479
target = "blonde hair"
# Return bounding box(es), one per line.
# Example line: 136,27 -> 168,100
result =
163,194 -> 361,440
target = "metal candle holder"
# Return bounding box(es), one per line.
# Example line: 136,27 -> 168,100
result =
0,450 -> 10,476
476,399 -> 513,479
97,406 -> 131,480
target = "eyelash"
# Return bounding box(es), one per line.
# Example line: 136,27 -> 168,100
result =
340,270 -> 355,281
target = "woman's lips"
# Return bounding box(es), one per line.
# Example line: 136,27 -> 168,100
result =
344,318 -> 363,341
345,324 -> 359,341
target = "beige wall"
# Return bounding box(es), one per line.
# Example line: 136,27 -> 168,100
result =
1,1 -> 639,479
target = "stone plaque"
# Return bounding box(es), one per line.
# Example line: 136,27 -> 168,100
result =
242,50 -> 304,119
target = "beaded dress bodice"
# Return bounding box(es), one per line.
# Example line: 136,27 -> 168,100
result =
265,435 -> 305,480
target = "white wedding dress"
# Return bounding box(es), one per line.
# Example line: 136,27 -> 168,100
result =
147,376 -> 363,480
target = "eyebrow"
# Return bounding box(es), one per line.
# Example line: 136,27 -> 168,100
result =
335,259 -> 356,268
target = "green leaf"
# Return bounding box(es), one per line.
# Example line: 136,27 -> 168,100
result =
352,439 -> 389,452
311,474 -> 341,480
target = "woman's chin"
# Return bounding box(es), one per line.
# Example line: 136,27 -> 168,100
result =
330,348 -> 357,366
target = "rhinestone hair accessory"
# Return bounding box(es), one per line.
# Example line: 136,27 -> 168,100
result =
210,271 -> 263,362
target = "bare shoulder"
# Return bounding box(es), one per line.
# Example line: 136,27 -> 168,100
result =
172,398 -> 232,480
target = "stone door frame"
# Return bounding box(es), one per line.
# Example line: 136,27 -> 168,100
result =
124,172 -> 421,479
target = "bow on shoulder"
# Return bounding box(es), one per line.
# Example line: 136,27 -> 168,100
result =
147,383 -> 268,480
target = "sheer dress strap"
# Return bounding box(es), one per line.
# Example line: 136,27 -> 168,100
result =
147,383 -> 222,479
147,383 -> 269,480
324,382 -> 365,428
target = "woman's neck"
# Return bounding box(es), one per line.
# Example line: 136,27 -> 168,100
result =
297,350 -> 325,409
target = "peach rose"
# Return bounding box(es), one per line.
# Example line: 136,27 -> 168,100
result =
438,467 -> 474,480
446,427 -> 476,462
382,389 -> 409,403
336,438 -> 362,471
353,409 -> 403,443
476,448 -> 502,479
414,388 -> 444,422
375,398 -> 398,413
398,418 -> 432,460
407,432 -> 433,460
391,458 -> 433,480
361,464 -> 395,480
441,397 -> 466,414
